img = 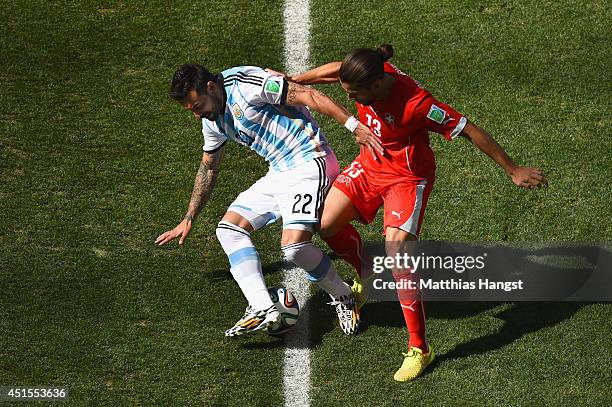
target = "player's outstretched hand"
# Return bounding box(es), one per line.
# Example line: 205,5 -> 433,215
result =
155,218 -> 193,246
354,122 -> 384,161
510,166 -> 549,189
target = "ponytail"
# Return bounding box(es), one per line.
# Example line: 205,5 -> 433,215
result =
339,44 -> 394,87
376,44 -> 394,62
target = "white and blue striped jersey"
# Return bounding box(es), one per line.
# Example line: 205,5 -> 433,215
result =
201,66 -> 331,172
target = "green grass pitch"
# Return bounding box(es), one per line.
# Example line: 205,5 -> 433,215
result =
1,0 -> 610,405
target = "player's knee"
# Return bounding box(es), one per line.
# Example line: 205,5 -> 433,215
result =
280,228 -> 313,247
281,242 -> 328,282
385,227 -> 417,242
318,223 -> 332,239
319,216 -> 340,239
281,241 -> 311,264
216,221 -> 251,250
215,221 -> 232,242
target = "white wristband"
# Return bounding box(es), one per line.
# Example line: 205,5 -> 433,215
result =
344,116 -> 359,133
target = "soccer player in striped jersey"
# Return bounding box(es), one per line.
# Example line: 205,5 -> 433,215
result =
155,64 -> 382,337
290,44 -> 548,381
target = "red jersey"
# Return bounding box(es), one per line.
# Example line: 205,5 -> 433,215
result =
355,62 -> 467,186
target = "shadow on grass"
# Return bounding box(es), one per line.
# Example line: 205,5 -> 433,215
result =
356,301 -> 502,330
360,301 -> 584,372
360,301 -> 512,332
431,302 -> 584,366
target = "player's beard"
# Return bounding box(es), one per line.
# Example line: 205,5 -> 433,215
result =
210,88 -> 227,121
355,93 -> 376,106
205,96 -> 224,121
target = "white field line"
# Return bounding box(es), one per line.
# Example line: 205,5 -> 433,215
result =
283,0 -> 311,75
282,1 -> 312,407
282,267 -> 311,407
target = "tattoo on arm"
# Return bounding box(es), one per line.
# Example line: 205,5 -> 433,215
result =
284,82 -> 350,125
285,82 -> 328,111
185,149 -> 224,221
287,82 -> 299,104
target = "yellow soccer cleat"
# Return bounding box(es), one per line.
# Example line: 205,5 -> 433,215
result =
393,346 -> 436,382
351,277 -> 366,311
351,273 -> 374,311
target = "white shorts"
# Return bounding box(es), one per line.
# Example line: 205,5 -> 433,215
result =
228,153 -> 340,232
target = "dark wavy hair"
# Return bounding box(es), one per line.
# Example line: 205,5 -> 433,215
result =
339,44 -> 394,87
169,64 -> 218,100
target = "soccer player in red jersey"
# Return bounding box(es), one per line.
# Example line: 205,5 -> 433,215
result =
290,44 -> 548,381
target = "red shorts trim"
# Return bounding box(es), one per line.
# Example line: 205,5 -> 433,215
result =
381,179 -> 433,236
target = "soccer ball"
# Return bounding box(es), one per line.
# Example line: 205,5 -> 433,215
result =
266,286 -> 300,336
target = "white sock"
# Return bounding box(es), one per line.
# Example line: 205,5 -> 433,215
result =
282,241 -> 350,300
216,221 -> 273,310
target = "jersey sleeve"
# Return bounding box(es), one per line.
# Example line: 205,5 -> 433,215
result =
201,119 -> 228,153
250,72 -> 288,105
412,94 -> 467,141
225,67 -> 288,106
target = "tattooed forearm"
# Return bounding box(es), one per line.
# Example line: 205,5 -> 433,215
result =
287,82 -> 298,104
185,149 -> 223,221
284,82 -> 350,125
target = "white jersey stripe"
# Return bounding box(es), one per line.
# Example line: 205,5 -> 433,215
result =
200,65 -> 329,171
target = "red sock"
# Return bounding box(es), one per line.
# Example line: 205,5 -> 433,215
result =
322,224 -> 364,276
393,271 -> 428,353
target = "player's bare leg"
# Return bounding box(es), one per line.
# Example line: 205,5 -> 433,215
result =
319,186 -> 361,239
319,187 -> 365,275
220,210 -> 255,232
386,227 -> 435,381
217,211 -> 280,337
281,226 -> 360,335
